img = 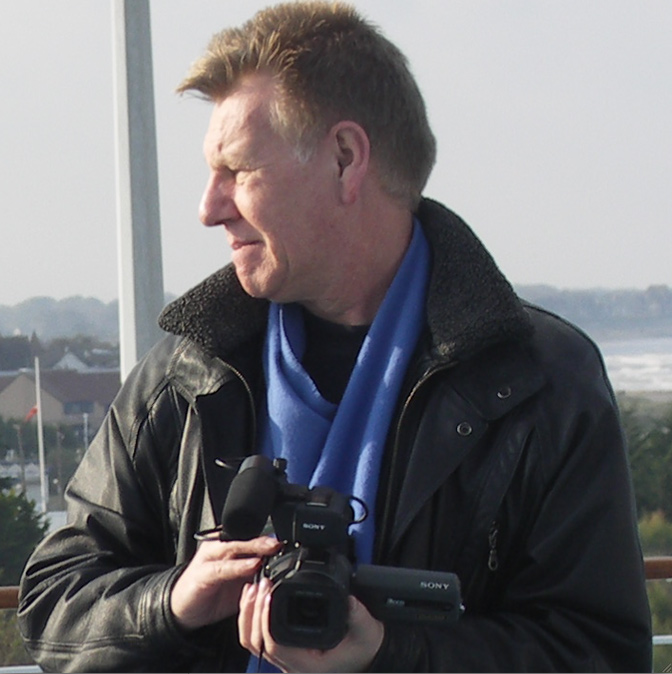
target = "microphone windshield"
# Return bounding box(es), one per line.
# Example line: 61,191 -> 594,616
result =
220,456 -> 278,540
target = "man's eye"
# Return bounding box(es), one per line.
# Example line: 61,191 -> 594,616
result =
230,167 -> 247,179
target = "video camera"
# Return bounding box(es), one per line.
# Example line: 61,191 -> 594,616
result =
220,455 -> 462,650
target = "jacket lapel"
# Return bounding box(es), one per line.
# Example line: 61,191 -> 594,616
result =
387,341 -> 546,558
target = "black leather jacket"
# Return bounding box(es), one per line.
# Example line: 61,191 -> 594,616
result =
18,200 -> 652,672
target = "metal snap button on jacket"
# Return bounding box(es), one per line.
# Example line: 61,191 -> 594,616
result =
456,421 -> 473,436
497,386 -> 512,400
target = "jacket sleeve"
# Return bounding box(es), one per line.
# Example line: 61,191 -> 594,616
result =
17,342 -> 206,673
370,350 -> 652,671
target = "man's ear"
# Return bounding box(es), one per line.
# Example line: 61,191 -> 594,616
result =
332,121 -> 370,205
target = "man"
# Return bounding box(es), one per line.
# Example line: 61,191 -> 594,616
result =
18,2 -> 651,671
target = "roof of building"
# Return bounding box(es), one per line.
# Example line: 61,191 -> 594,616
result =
0,369 -> 120,406
0,373 -> 19,396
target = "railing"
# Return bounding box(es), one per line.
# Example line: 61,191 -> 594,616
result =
1,558 -> 671,609
645,556 -> 672,581
0,586 -> 19,610
646,556 -> 672,648
2,557 -> 671,663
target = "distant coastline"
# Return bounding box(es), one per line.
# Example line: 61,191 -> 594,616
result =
1,287 -> 671,393
517,284 -> 672,343
1,285 -> 671,343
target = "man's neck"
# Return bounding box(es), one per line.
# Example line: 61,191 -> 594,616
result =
303,207 -> 415,326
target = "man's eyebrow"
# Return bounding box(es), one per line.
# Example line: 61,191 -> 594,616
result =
208,144 -> 245,171
209,135 -> 259,167
209,154 -> 235,171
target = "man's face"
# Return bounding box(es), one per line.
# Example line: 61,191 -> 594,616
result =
199,75 -> 342,306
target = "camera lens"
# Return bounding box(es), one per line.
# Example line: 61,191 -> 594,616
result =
286,591 -> 329,629
269,573 -> 349,649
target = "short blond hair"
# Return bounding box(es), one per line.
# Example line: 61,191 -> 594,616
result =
177,1 -> 436,209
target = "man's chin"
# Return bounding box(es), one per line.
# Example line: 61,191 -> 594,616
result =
234,270 -> 279,303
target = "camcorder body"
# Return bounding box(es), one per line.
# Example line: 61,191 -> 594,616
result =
220,455 -> 462,650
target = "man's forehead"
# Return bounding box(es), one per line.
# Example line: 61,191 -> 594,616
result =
204,76 -> 277,155
227,72 -> 278,100
214,73 -> 277,126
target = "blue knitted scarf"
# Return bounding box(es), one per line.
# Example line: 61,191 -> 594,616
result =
259,221 -> 429,566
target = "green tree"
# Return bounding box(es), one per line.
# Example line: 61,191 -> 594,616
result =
0,470 -> 50,669
0,415 -> 16,454
1,414 -> 83,508
0,612 -> 32,667
0,477 -> 48,585
638,508 -> 672,672
640,511 -> 672,557
620,400 -> 672,518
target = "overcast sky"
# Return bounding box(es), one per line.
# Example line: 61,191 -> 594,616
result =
1,0 -> 670,307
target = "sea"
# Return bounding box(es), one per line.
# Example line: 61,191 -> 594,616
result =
598,336 -> 672,393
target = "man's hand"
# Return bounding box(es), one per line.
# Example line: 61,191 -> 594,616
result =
238,577 -> 385,673
170,536 -> 281,631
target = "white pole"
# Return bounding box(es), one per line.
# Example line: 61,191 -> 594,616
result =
34,357 -> 48,514
83,412 -> 89,450
112,0 -> 165,381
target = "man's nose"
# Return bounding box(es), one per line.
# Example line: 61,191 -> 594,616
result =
199,174 -> 239,227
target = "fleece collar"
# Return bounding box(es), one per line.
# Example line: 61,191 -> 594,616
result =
158,198 -> 532,364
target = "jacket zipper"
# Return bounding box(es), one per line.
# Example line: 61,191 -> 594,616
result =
377,363 -> 502,579
218,359 -> 258,454
376,362 -> 454,561
488,521 -> 499,572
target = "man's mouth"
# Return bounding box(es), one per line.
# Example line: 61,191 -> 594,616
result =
230,238 -> 259,251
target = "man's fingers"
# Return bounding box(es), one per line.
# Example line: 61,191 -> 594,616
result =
211,555 -> 262,582
195,536 -> 280,584
259,578 -> 274,649
170,538 -> 280,631
251,577 -> 272,654
197,536 -> 280,562
238,582 -> 260,654
238,577 -> 274,657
